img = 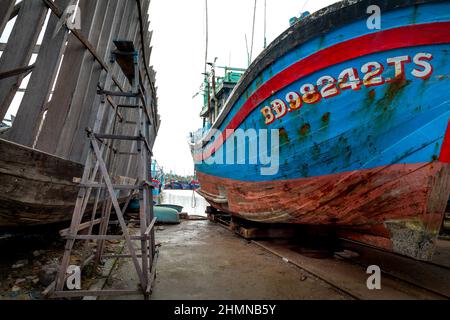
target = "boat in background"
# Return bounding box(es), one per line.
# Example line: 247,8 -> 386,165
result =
165,180 -> 200,190
151,160 -> 165,203
190,0 -> 450,261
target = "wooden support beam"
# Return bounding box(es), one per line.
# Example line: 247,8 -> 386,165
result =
145,218 -> 157,236
9,2 -> 22,21
68,0 -> 127,163
79,183 -> 142,190
135,0 -> 156,98
0,64 -> 34,80
60,218 -> 102,237
90,137 -> 146,288
94,133 -> 144,141
0,43 -> 40,54
4,0 -> 70,147
0,1 -> 15,38
0,0 -> 47,120
98,90 -> 140,98
41,0 -> 126,91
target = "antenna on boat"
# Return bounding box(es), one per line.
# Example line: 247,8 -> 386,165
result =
204,0 -> 209,74
264,0 -> 267,49
204,0 -> 212,125
245,34 -> 250,66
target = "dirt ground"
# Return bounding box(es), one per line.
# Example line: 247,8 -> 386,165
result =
101,221 -> 350,300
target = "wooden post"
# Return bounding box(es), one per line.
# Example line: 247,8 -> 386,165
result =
5,0 -> 71,146
56,0 -> 122,161
50,1 -> 158,300
0,0 -> 47,120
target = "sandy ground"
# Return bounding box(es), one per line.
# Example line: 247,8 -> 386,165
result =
101,221 -> 350,300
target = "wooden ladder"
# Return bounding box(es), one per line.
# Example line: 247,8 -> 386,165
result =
50,40 -> 157,299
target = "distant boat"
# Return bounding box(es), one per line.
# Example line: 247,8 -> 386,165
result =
164,180 -> 199,190
190,0 -> 450,261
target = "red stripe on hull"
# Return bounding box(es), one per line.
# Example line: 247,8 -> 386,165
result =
198,162 -> 450,260
194,22 -> 450,162
439,119 -> 450,163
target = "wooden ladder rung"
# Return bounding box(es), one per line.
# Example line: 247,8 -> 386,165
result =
97,89 -> 140,97
94,133 -> 144,141
64,235 -> 151,241
79,183 -> 141,190
118,104 -> 140,109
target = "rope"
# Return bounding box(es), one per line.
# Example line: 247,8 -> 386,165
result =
191,189 -> 197,208
249,0 -> 257,63
300,0 -> 310,13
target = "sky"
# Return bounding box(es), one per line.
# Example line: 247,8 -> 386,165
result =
1,0 -> 340,176
149,0 -> 339,176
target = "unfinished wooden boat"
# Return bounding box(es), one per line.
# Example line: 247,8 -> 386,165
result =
191,0 -> 450,260
0,0 -> 159,228
0,138 -> 83,227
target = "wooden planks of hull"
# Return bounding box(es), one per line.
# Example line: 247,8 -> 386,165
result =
197,162 -> 450,260
0,138 -> 82,227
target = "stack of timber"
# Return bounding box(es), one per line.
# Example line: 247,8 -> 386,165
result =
0,0 -> 160,227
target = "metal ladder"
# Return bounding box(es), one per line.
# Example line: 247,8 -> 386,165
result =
51,40 -> 157,299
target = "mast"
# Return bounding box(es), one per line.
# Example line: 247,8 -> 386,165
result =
250,0 -> 257,63
264,0 -> 267,49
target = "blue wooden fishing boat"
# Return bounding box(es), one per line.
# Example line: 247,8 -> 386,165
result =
190,0 -> 450,260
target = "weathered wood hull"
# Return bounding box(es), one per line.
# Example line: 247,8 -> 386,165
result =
191,0 -> 450,260
0,138 -> 83,227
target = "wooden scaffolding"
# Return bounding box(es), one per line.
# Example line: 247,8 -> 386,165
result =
51,40 -> 157,299
0,0 -> 160,298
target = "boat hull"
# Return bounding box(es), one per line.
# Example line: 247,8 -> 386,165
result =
0,138 -> 134,227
